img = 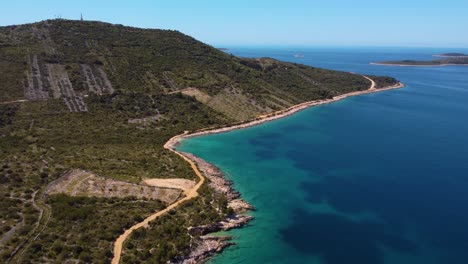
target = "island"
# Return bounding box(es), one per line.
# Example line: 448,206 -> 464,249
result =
372,54 -> 468,66
0,19 -> 402,264
434,53 -> 468,58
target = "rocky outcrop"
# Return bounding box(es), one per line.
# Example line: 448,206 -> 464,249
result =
188,214 -> 253,237
175,236 -> 234,264
178,152 -> 255,263
229,198 -> 255,212
182,152 -> 252,202
218,214 -> 254,231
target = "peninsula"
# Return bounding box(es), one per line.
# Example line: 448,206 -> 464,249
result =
0,19 -> 402,263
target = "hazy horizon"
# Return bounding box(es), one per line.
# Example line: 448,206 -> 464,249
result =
1,0 -> 467,48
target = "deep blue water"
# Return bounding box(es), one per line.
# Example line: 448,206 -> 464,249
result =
178,47 -> 468,264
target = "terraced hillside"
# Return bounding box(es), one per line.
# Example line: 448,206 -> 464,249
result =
0,19 -> 400,263
0,19 -> 397,119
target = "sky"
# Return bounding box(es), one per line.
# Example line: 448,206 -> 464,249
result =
1,0 -> 467,48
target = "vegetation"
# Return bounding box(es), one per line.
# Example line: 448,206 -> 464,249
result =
0,197 -> 40,260
19,195 -> 164,263
367,75 -> 400,88
0,105 -> 18,127
0,19 -> 400,263
0,19 -> 398,119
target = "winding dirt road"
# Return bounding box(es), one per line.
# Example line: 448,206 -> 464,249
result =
362,75 -> 377,90
111,132 -> 205,264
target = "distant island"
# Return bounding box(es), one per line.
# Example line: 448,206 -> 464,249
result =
372,53 -> 468,66
218,48 -> 229,51
434,53 -> 468,58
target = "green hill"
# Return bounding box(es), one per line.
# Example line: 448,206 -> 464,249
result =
0,19 -> 397,118
0,19 -> 399,263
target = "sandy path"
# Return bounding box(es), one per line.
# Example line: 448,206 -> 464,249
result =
143,178 -> 196,191
111,132 -> 205,264
110,76 -> 404,263
0,99 -> 29,105
166,87 -> 198,95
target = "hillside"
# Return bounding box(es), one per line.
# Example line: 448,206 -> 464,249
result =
0,19 -> 400,263
0,19 -> 398,119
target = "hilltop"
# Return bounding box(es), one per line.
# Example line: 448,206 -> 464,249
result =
0,19 -> 400,263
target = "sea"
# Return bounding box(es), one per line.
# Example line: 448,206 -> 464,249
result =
177,46 -> 468,264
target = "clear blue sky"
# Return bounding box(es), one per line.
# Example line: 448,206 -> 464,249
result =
1,0 -> 467,47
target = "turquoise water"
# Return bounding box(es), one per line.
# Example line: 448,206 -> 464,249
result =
177,47 -> 468,264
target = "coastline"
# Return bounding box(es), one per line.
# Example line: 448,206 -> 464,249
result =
167,81 -> 405,145
112,77 -> 405,264
370,62 -> 468,67
164,79 -> 405,262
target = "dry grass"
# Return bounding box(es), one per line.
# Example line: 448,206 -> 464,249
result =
207,88 -> 265,121
47,170 -> 182,204
181,88 -> 212,104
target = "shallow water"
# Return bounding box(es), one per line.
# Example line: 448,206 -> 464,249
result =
177,47 -> 468,264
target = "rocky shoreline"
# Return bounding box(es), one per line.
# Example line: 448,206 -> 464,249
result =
173,153 -> 254,264
165,78 -> 405,263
